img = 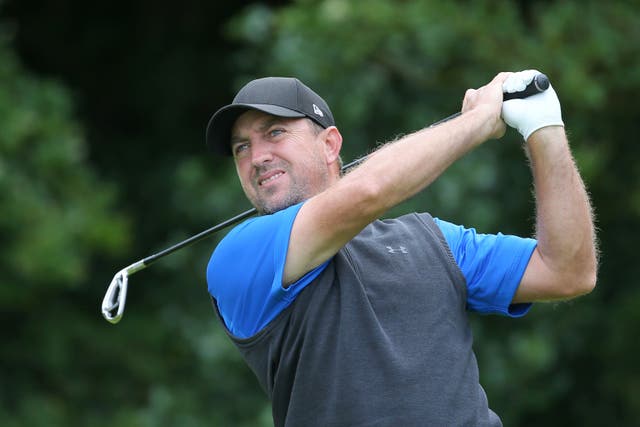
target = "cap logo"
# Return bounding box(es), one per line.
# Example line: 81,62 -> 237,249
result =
312,104 -> 324,117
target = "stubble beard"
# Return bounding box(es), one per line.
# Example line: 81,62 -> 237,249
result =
257,188 -> 305,215
251,163 -> 329,215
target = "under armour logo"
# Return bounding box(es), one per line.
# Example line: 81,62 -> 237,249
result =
312,104 -> 324,117
386,246 -> 408,254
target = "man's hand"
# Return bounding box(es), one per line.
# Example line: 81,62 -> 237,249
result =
461,72 -> 509,141
502,70 -> 564,140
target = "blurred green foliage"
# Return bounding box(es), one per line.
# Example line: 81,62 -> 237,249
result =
1,0 -> 639,426
0,38 -> 128,297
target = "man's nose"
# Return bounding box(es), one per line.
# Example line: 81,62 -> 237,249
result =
250,140 -> 273,166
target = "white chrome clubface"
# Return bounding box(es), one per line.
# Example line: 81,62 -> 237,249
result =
101,260 -> 146,324
101,268 -> 129,324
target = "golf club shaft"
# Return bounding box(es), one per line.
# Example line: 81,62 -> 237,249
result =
133,73 -> 550,273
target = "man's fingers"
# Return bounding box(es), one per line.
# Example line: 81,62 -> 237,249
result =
462,73 -> 509,114
492,71 -> 512,86
461,88 -> 477,113
502,70 -> 539,94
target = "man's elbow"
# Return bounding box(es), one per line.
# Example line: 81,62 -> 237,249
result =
572,269 -> 597,297
562,261 -> 598,299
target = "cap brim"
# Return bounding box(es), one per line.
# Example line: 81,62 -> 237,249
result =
206,103 -> 306,156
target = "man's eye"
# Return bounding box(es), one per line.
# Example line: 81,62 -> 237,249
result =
269,129 -> 284,137
233,143 -> 249,155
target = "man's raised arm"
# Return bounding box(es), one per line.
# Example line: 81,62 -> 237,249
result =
502,71 -> 598,302
285,73 -> 510,285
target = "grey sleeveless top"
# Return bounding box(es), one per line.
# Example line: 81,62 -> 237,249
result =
213,212 -> 502,427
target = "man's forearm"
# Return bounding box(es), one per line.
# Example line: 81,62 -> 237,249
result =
527,126 -> 598,292
344,105 -> 497,214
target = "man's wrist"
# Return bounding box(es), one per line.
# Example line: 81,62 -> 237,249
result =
526,125 -> 566,144
465,104 -> 505,143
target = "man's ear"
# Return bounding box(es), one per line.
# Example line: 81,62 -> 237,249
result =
323,126 -> 343,167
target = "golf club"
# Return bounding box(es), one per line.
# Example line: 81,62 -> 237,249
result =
101,73 -> 550,324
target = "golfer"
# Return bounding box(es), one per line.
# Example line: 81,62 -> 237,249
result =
205,70 -> 597,426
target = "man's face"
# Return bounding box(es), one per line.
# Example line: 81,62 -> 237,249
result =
230,110 -> 335,214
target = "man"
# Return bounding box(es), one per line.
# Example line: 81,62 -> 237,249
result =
204,71 -> 597,426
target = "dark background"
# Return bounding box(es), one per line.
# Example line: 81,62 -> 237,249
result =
2,0 -> 639,425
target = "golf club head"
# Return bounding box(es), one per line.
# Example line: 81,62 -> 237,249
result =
101,268 -> 129,324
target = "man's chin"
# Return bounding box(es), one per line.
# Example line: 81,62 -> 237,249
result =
257,195 -> 303,215
260,202 -> 293,215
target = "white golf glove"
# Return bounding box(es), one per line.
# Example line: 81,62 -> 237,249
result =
502,69 -> 564,141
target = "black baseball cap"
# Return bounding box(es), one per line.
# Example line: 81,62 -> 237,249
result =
205,77 -> 335,155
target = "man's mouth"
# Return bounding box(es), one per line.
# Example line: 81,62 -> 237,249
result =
259,171 -> 284,186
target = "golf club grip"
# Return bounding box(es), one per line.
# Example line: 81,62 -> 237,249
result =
503,73 -> 549,101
